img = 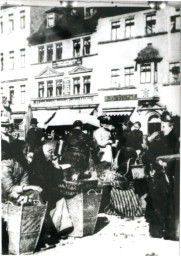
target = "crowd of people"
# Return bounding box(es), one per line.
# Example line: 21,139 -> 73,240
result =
1,110 -> 180,252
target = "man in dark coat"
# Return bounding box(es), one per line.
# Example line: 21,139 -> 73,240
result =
62,120 -> 94,180
26,118 -> 45,153
129,121 -> 143,153
143,111 -> 179,239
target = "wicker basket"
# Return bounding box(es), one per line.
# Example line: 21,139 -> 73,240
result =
58,179 -> 98,197
66,189 -> 102,237
3,201 -> 47,255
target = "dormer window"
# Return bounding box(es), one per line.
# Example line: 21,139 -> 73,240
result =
47,13 -> 55,28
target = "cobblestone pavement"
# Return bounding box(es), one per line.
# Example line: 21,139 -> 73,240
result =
35,214 -> 179,256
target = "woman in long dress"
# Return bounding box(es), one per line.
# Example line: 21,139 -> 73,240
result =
104,147 -> 143,218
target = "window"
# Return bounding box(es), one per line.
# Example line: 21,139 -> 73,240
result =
146,14 -> 156,34
83,76 -> 91,93
1,53 -> 4,71
0,16 -> 3,33
20,10 -> 25,29
47,13 -> 55,28
1,87 -> 3,97
83,37 -> 91,55
125,18 -> 134,38
140,63 -> 151,83
111,69 -> 120,87
56,80 -> 62,96
73,77 -> 80,94
111,21 -> 121,40
47,81 -> 53,97
9,86 -> 14,104
170,15 -> 181,32
20,85 -> 25,104
38,82 -> 44,97
73,39 -> 80,57
124,67 -> 134,86
169,62 -> 180,84
20,49 -> 25,68
9,51 -> 14,70
9,14 -> 14,32
56,43 -> 62,60
38,46 -> 44,63
47,44 -> 53,62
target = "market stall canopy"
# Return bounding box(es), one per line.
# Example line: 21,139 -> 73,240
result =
45,111 -> 100,127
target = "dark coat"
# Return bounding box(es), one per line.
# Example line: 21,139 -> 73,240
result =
26,127 -> 44,153
29,150 -> 63,207
62,128 -> 94,178
129,130 -> 143,151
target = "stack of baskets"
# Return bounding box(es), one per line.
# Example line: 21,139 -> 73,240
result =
2,201 -> 47,255
59,179 -> 102,237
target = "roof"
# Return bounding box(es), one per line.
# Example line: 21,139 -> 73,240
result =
28,7 -> 149,45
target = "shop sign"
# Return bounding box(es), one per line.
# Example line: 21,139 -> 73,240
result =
105,94 -> 137,102
52,57 -> 82,68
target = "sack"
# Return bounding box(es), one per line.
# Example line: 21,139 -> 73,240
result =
50,198 -> 73,232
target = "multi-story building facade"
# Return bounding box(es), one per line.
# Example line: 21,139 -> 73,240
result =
96,6 -> 180,134
28,7 -> 101,127
0,6 -> 49,129
1,5 -> 180,135
28,6 -> 180,134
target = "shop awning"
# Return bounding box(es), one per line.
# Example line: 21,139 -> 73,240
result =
102,108 -> 133,116
33,110 -> 56,128
45,110 -> 100,127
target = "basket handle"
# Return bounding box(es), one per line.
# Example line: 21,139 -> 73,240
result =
5,201 -> 14,206
87,189 -> 97,195
125,158 -> 134,177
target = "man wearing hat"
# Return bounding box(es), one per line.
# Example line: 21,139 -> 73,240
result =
26,118 -> 45,153
1,117 -> 13,143
143,111 -> 179,240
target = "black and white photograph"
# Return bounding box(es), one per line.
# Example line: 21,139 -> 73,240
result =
0,0 -> 180,255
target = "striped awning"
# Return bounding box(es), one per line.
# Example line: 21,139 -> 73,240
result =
102,108 -> 133,116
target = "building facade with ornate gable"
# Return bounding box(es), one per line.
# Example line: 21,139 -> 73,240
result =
1,5 -> 180,135
28,6 -> 180,134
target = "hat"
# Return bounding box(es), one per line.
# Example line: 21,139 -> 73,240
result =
1,117 -> 11,127
73,120 -> 83,128
30,118 -> 38,125
97,115 -> 112,125
161,111 -> 173,123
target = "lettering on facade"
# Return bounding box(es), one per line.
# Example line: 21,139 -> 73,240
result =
52,58 -> 82,68
104,94 -> 137,102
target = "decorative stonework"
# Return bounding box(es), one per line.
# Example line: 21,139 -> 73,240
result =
69,66 -> 93,75
35,66 -> 64,79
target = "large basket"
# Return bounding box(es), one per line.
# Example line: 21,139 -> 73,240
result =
4,201 -> 47,255
59,179 -> 98,197
66,189 -> 102,237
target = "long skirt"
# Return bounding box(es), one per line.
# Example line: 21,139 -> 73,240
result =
105,186 -> 143,217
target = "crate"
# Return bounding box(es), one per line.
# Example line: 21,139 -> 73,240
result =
66,189 -> 102,237
4,201 -> 47,255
